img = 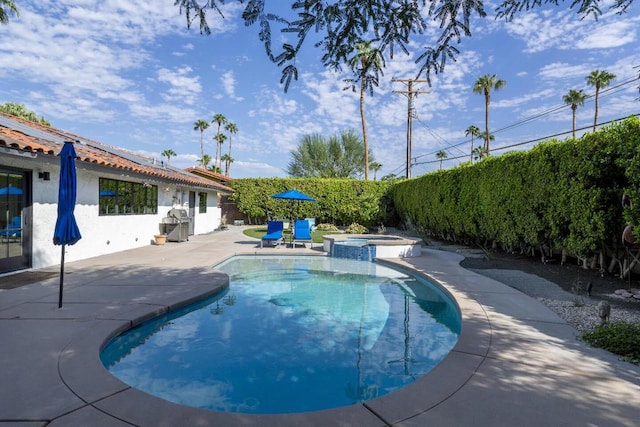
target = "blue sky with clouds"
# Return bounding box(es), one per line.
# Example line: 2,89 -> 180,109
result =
1,1 -> 639,179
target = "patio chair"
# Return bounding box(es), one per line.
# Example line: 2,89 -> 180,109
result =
261,220 -> 284,248
0,216 -> 21,241
305,217 -> 316,232
292,219 -> 313,248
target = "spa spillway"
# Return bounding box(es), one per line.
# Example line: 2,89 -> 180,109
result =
323,234 -> 423,261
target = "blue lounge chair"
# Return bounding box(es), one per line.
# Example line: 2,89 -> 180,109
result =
292,219 -> 313,248
305,217 -> 316,232
261,220 -> 284,248
0,216 -> 21,241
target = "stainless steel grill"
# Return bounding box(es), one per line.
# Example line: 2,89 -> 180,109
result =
160,208 -> 190,242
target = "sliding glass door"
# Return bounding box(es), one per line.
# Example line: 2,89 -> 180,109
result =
0,169 -> 30,273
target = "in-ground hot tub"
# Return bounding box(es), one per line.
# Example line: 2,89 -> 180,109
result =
323,234 -> 422,261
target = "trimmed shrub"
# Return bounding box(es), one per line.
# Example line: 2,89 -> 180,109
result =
315,223 -> 339,231
583,321 -> 640,365
345,223 -> 368,234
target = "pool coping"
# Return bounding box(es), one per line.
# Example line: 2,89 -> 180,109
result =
2,227 -> 639,426
56,259 -> 478,426
65,258 -> 476,426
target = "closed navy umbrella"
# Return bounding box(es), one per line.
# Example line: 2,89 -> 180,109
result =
53,141 -> 82,308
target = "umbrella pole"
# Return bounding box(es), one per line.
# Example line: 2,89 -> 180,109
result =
58,245 -> 65,308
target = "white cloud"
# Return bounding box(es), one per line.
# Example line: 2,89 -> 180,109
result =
250,87 -> 300,118
129,102 -> 198,123
505,9 -> 638,54
156,66 -> 202,105
538,62 -> 592,81
575,21 -> 637,49
220,71 -> 244,101
301,70 -> 360,129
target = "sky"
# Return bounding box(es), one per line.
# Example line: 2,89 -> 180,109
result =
0,1 -> 639,179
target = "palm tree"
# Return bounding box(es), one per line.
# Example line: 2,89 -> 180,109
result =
199,154 -> 212,169
436,150 -> 448,170
221,153 -> 234,176
562,89 -> 588,138
465,125 -> 481,163
161,149 -> 176,166
369,162 -> 382,181
0,0 -> 19,25
471,146 -> 488,161
345,40 -> 384,181
211,113 -> 227,168
480,131 -> 494,157
193,119 -> 209,162
215,133 -> 227,172
473,74 -> 506,155
224,122 -> 238,159
472,132 -> 493,161
586,69 -> 616,132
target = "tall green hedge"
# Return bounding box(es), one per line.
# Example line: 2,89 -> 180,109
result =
226,117 -> 640,269
229,178 -> 395,227
392,116 -> 640,263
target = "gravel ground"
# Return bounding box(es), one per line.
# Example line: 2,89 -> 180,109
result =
539,298 -> 640,334
464,267 -> 640,333
428,240 -> 640,334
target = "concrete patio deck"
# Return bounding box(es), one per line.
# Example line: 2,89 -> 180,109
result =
1,226 -> 639,426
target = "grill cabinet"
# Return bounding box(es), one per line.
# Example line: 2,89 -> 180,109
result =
160,208 -> 190,242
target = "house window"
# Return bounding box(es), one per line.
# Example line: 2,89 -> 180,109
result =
199,192 -> 207,213
99,178 -> 157,216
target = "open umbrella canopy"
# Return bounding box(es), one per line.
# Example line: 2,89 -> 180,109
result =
0,186 -> 22,196
270,189 -> 315,201
53,142 -> 82,246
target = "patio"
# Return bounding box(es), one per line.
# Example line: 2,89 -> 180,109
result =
0,225 -> 638,426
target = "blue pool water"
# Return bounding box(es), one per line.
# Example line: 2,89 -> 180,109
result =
101,256 -> 460,414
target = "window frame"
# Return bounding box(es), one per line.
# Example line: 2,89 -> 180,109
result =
199,192 -> 207,213
99,178 -> 157,216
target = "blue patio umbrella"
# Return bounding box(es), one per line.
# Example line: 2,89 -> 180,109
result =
271,189 -> 316,202
0,186 -> 22,196
53,141 -> 82,308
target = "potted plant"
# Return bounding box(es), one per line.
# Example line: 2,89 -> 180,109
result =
154,234 -> 167,245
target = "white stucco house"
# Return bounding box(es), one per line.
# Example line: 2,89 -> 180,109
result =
0,112 -> 233,274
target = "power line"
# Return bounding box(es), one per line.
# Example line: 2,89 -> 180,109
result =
492,77 -> 639,136
411,76 -> 640,164
412,113 -> 640,167
412,113 -> 468,156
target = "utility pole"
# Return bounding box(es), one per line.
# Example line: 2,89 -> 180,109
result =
393,79 -> 429,178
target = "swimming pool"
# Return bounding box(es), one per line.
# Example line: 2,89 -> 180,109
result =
101,255 -> 460,414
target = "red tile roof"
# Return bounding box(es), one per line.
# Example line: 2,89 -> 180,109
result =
185,167 -> 233,185
0,112 -> 233,193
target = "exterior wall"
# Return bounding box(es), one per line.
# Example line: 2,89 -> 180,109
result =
168,188 -> 221,235
194,192 -> 222,235
1,153 -> 222,270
